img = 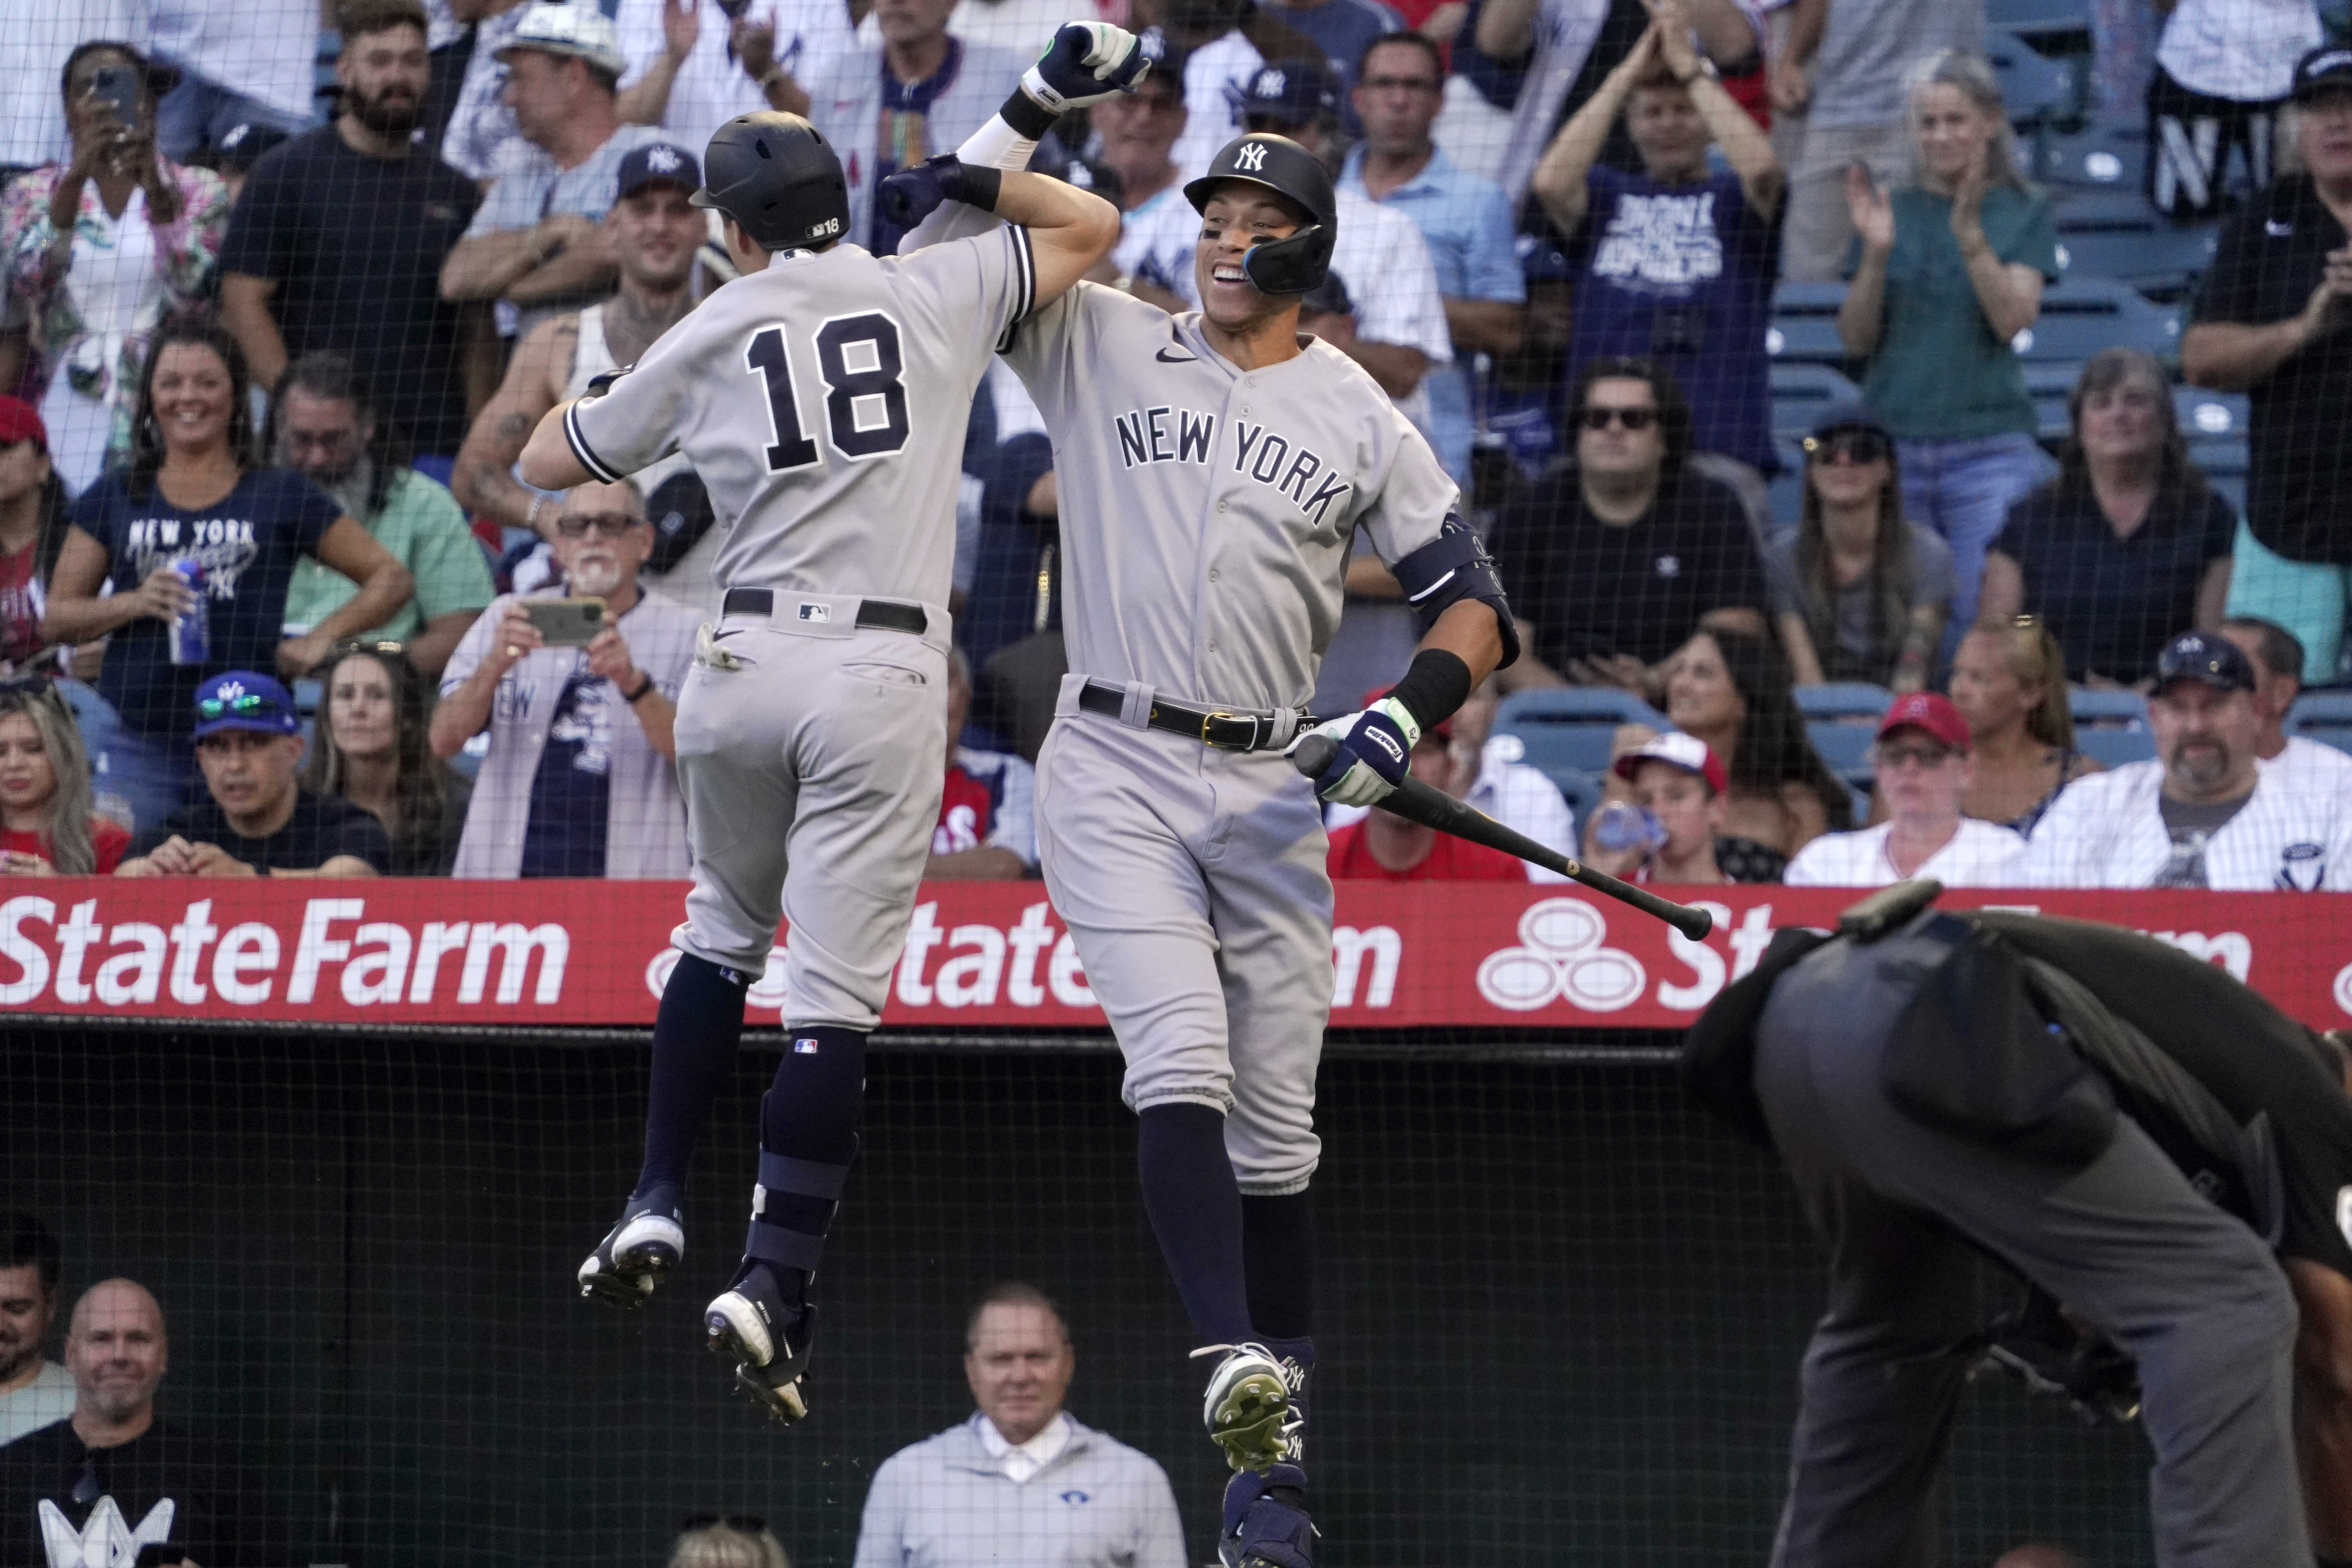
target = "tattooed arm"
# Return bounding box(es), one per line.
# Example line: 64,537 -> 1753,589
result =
452,312 -> 577,531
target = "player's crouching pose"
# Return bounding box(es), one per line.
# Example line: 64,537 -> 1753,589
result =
884,118 -> 1516,1562
515,48 -> 1133,1422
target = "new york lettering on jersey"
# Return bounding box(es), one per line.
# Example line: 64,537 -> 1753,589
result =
1110,406 -> 1356,526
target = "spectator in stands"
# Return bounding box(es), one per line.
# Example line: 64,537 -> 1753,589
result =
181,119 -> 290,204
42,320 -> 412,834
2182,45 -> 2352,687
0,1278 -> 266,1568
1837,50 -> 2058,632
854,1282 -> 1184,1568
928,647 -> 1035,880
1100,48 -> 1194,309
1148,0 -> 1325,183
0,1218 -> 68,1447
1492,358 -> 1767,690
1329,675 -> 1576,879
304,641 -> 471,876
1581,730 -> 1730,886
0,400 -> 73,676
1531,10 -> 1784,530
1345,30 -> 1524,486
0,42 -> 231,496
1767,405 -> 1951,691
1946,615 -> 2101,835
272,355 -> 495,680
219,0 -> 490,466
760,0 -> 1028,256
118,670 -> 391,876
0,8 -> 150,187
1606,628 -> 1851,877
618,0 -> 844,166
431,478 -> 697,878
455,143 -> 705,545
439,4 -> 668,338
0,676 -> 129,876
2025,629 -> 2352,887
672,1515 -> 792,1568
1784,690 -> 2026,885
2219,614 -> 2352,792
1327,698 -> 1529,880
148,0 -> 320,160
2146,0 -> 2319,222
1264,0 -> 1404,126
1979,349 -> 2236,686
440,0 -> 536,182
1770,0 -> 1985,280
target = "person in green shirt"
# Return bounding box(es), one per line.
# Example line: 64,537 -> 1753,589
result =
270,351 -> 494,677
1837,48 -> 2061,637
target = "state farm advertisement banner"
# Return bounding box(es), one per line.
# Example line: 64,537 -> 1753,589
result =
7,881 -> 2352,1031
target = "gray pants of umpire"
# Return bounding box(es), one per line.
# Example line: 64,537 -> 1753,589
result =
1752,925 -> 2307,1568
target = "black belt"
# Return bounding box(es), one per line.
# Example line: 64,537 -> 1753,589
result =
1077,680 -> 1301,752
720,588 -> 926,635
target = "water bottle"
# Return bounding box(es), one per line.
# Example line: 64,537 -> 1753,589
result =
1589,800 -> 1666,857
166,558 -> 208,666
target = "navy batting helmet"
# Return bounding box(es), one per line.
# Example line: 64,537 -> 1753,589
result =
1183,133 -> 1337,295
692,112 -> 850,251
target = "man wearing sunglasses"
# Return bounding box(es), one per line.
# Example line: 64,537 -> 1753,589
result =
116,672 -> 390,879
1784,692 -> 2025,887
430,478 -> 699,880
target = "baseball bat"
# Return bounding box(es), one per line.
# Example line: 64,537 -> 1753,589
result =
1293,735 -> 1715,941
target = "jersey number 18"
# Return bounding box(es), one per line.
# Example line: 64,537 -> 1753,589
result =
745,313 -> 911,471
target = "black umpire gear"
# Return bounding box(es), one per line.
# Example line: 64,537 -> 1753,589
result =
693,112 -> 851,251
1183,133 -> 1336,295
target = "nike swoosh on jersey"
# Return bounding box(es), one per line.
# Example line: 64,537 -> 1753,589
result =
1157,346 -> 1198,362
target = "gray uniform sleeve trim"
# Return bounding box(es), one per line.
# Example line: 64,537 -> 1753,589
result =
997,225 -> 1036,353
564,400 -> 625,485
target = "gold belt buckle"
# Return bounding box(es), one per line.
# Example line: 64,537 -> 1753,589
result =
1201,709 -> 1239,747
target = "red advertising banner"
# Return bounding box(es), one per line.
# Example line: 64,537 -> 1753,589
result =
5,880 -> 2351,1030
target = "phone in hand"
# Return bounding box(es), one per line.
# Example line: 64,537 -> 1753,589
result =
523,597 -> 607,647
89,64 -> 140,128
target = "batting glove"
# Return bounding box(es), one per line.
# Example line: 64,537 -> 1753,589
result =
1302,697 -> 1419,807
1021,22 -> 1150,113
876,154 -> 1000,230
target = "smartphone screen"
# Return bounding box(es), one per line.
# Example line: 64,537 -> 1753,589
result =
89,64 -> 139,127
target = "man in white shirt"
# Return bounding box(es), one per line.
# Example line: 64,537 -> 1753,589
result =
1786,692 -> 2028,887
0,1217 -> 71,1447
2220,615 -> 2352,799
2026,630 -> 2352,890
852,1283 -> 1187,1568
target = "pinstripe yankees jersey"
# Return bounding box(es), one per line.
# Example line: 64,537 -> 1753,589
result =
2021,756 -> 2352,890
563,227 -> 1036,608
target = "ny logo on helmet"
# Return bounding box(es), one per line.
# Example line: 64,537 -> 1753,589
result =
1236,142 -> 1267,172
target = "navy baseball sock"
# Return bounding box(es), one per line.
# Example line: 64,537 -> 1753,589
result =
1137,1103 -> 1255,1346
742,1025 -> 867,1310
633,954 -> 751,1199
1241,1192 -> 1316,1341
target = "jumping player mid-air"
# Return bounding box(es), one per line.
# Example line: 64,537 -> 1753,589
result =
516,42 -> 1137,1421
882,120 -> 1516,1564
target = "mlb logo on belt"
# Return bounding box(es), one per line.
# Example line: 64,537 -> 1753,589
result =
798,603 -> 831,622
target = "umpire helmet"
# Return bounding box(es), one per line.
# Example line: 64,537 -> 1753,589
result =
692,112 -> 850,251
1182,133 -> 1337,296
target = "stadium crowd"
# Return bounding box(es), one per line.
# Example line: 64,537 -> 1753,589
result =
0,0 -> 2348,896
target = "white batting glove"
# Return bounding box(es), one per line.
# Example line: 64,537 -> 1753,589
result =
1021,22 -> 1151,113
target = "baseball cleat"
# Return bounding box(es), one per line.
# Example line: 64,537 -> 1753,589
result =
706,1265 -> 815,1423
576,1185 -> 685,1310
1219,1462 -> 1316,1568
1193,1343 -> 1296,1472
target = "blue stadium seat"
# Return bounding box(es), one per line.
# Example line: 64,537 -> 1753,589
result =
1767,282 -> 1850,366
2049,193 -> 2220,297
1766,435 -> 1808,529
1805,722 -> 1878,776
2028,114 -> 2147,190
1769,363 -> 1863,437
2071,688 -> 2150,725
1545,766 -> 1605,847
2188,438 -> 2250,480
2011,277 -> 2179,362
2175,387 -> 2249,441
1799,685 -> 1893,799
2069,688 -> 2156,767
1988,30 -> 2078,122
1795,683 -> 1894,721
1495,688 -> 1670,776
2289,692 -> 2352,734
2075,727 -> 2159,767
1991,0 -> 2090,42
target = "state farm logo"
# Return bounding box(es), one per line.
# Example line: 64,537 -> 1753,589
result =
1475,898 -> 1645,1013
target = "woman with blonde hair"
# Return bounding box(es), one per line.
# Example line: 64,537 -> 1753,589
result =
0,674 -> 129,874
1947,616 -> 2102,834
666,1515 -> 788,1568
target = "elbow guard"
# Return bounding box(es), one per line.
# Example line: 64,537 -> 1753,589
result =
1391,514 -> 1520,668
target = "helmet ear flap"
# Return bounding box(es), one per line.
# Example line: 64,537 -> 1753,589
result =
1239,223 -> 1334,297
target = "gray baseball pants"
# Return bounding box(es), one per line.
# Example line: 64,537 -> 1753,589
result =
1753,925 -> 2307,1568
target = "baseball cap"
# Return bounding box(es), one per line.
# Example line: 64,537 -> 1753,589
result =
1612,730 -> 1728,795
618,141 -> 701,200
203,120 -> 290,173
1302,268 -> 1353,318
2292,44 -> 2352,102
193,672 -> 301,740
2154,630 -> 2258,693
1237,60 -> 1340,128
1805,401 -> 1891,445
1134,28 -> 1189,90
0,396 -> 46,450
1363,687 -> 1450,740
495,1 -> 628,80
1517,233 -> 1571,285
1876,691 -> 1971,750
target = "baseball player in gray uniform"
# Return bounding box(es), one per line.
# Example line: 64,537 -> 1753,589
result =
515,76 -> 1133,1420
884,126 -> 1516,1565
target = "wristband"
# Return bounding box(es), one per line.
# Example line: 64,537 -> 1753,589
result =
1383,647 -> 1475,734
624,673 -> 655,703
955,163 -> 1004,212
997,89 -> 1060,143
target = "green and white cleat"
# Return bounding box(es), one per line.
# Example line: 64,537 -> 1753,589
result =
1193,1343 -> 1295,1473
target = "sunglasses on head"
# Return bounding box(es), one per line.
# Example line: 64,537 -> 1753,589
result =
1803,429 -> 1890,464
333,638 -> 408,661
0,670 -> 60,701
1578,405 -> 1657,431
554,512 -> 643,539
197,691 -> 277,719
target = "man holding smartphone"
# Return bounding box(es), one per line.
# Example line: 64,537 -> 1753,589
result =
430,478 -> 701,878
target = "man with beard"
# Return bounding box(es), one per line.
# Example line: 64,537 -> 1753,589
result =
273,353 -> 495,680
2025,629 -> 2352,888
218,0 -> 491,462
0,1220 -> 68,1448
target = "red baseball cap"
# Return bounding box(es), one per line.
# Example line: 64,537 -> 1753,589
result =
1364,687 -> 1451,740
0,397 -> 45,450
1612,730 -> 1728,795
1876,692 -> 1971,750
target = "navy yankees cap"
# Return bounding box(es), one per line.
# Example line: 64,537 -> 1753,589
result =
193,672 -> 301,740
2155,631 -> 2258,694
2294,44 -> 2352,102
1236,59 -> 1340,128
618,141 -> 701,201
